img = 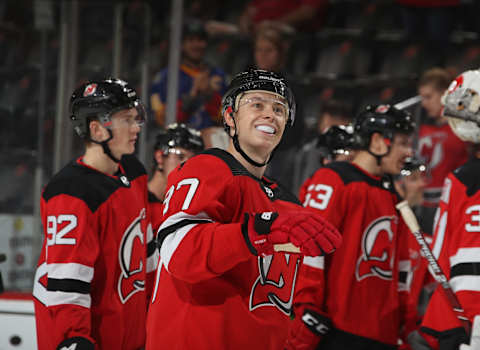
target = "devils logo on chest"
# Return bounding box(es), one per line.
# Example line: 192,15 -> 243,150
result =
249,253 -> 300,316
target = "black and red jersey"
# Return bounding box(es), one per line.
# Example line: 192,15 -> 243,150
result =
33,155 -> 157,350
421,158 -> 480,349
146,148 -> 305,350
296,161 -> 411,348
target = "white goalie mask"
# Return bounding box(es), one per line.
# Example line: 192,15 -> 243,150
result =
442,69 -> 480,143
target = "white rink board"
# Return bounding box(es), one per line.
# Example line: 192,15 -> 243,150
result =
0,298 -> 37,349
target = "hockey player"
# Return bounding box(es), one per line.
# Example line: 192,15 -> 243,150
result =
32,79 -> 157,350
145,69 -> 342,350
148,123 -> 204,231
420,69 -> 480,350
287,104 -> 416,350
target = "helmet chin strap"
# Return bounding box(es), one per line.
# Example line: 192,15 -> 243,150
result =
89,129 -> 121,163
367,141 -> 391,166
230,116 -> 277,168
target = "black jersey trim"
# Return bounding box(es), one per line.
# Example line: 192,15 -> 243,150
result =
43,156 -> 146,212
202,148 -> 300,205
47,278 -> 91,294
148,190 -> 162,203
453,158 -> 480,197
157,219 -> 212,248
147,239 -> 157,257
451,262 -> 480,278
325,161 -> 394,192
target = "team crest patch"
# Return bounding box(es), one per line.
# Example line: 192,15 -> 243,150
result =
83,83 -> 97,96
375,104 -> 390,114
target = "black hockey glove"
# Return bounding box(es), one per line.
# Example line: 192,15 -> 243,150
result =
57,336 -> 94,350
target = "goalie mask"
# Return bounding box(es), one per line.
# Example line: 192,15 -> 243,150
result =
442,69 -> 480,143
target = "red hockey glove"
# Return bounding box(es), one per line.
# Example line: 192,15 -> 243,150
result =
241,211 -> 341,257
284,306 -> 332,350
57,337 -> 94,350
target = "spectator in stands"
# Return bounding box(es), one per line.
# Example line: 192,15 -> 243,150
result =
149,20 -> 227,130
238,0 -> 329,34
416,67 -> 470,234
248,23 -> 307,189
292,99 -> 353,194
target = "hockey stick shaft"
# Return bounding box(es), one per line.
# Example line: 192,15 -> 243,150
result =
394,95 -> 421,110
396,200 -> 471,335
273,243 -> 301,253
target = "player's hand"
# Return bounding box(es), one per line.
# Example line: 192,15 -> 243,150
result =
242,211 -> 342,257
284,305 -> 331,350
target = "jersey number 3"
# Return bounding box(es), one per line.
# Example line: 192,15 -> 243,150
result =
303,184 -> 333,210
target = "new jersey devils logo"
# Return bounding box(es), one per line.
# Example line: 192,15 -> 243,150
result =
418,133 -> 447,171
250,254 -> 300,316
117,208 -> 146,303
356,216 -> 395,281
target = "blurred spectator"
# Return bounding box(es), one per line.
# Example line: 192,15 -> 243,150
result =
292,99 -> 353,194
416,67 -> 469,234
238,0 -> 329,34
396,0 -> 460,65
149,20 -> 227,130
253,22 -> 289,73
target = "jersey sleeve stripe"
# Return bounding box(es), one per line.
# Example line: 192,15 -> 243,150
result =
451,263 -> 480,278
450,247 -> 480,266
45,290 -> 91,308
450,275 -> 480,293
47,278 -> 91,294
160,223 -> 199,271
303,256 -> 324,269
48,263 -> 94,282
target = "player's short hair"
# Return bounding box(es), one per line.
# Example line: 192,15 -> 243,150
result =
418,67 -> 452,92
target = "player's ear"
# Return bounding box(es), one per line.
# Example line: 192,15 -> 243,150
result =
223,108 -> 236,134
89,120 -> 108,142
370,132 -> 387,154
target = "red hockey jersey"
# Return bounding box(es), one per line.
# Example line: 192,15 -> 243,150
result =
146,149 -> 305,350
417,123 -> 468,206
33,155 -> 158,350
296,161 -> 411,348
421,158 -> 480,348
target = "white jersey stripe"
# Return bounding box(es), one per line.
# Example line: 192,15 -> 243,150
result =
303,256 -> 324,269
48,262 -> 94,282
161,223 -> 198,271
33,263 -> 91,308
450,275 -> 480,293
450,248 -> 480,267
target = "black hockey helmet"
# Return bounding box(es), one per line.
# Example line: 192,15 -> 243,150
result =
154,123 -> 204,154
70,78 -> 145,139
324,124 -> 355,156
221,68 -> 296,129
353,104 -> 415,149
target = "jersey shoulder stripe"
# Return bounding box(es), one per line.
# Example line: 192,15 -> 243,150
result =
43,155 -> 145,212
452,158 -> 480,197
202,148 -> 301,205
325,161 -> 393,192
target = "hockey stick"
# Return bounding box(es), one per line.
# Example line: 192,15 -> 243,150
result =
274,243 -> 300,253
396,200 -> 471,336
394,95 -> 421,110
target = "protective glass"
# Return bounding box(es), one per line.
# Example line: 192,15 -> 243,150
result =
162,148 -> 192,162
238,94 -> 288,119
